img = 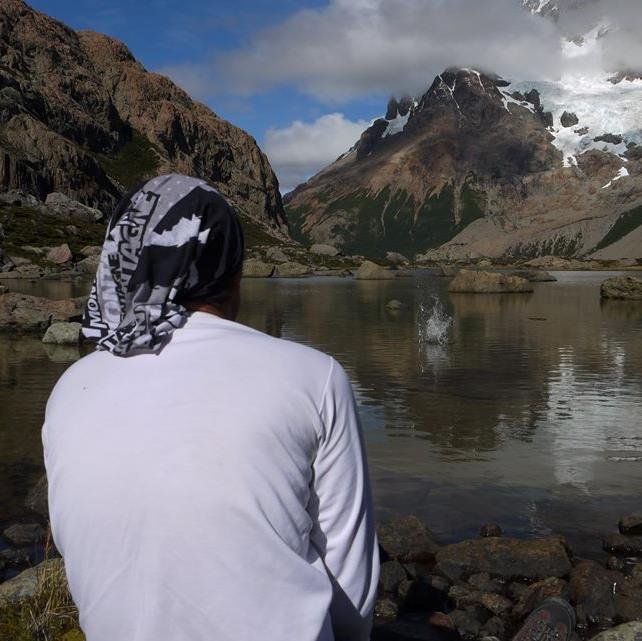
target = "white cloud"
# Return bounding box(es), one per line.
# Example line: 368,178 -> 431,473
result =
217,0 -> 563,101
263,113 -> 372,192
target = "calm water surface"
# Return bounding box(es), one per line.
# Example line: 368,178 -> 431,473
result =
1,272 -> 641,557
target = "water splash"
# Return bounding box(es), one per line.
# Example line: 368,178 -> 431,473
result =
418,296 -> 453,347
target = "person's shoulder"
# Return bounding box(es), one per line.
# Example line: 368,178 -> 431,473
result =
241,324 -> 334,373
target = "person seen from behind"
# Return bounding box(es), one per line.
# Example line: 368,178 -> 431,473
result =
43,174 -> 379,641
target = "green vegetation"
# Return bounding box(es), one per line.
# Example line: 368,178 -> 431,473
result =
594,205 -> 642,251
286,180 -> 486,258
98,129 -> 160,190
239,214 -> 284,249
0,205 -> 105,261
0,558 -> 82,641
503,233 -> 583,261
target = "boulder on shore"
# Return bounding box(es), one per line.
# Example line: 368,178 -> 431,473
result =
603,533 -> 642,556
25,474 -> 48,519
435,536 -> 571,582
45,243 -> 73,265
509,269 -> 557,283
2,523 -> 45,547
310,244 -> 340,257
242,259 -> 274,278
0,293 -> 85,331
42,321 -> 82,345
601,276 -> 642,300
449,270 -> 534,294
0,559 -> 63,606
76,256 -> 100,273
264,246 -> 289,263
377,515 -> 440,563
355,260 -> 396,280
274,261 -> 312,278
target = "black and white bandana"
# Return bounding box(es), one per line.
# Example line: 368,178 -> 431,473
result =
82,174 -> 244,356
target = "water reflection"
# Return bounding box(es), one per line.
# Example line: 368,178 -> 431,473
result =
1,272 -> 641,555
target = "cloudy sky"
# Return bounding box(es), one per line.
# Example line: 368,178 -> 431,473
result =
32,0 -> 642,191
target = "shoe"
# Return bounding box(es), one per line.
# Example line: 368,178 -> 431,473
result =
512,598 -> 576,641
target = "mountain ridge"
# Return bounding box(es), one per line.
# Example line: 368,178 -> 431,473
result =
0,0 -> 288,239
285,66 -> 642,261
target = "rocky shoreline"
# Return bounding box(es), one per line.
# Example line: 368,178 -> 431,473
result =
1,479 -> 641,641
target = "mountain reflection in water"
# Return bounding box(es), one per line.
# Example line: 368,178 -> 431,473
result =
1,271 -> 641,557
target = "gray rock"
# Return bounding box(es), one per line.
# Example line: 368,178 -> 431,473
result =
615,574 -> 642,622
0,547 -> 31,567
620,516 -> 642,536
310,243 -> 340,257
595,133 -> 624,146
449,270 -> 534,294
377,515 -> 440,563
264,246 -> 289,263
386,251 -> 409,266
449,585 -> 481,609
274,261 -> 311,278
76,256 -> 100,273
0,285 -> 7,294
45,192 -> 103,222
481,616 -> 505,639
601,277 -> 642,300
604,534 -> 642,556
42,321 -> 82,345
25,474 -> 48,519
43,343 -> 82,363
435,536 -> 571,582
480,523 -> 503,538
589,622 -> 642,641
2,523 -> 45,547
0,247 -> 14,273
355,260 -> 395,280
560,111 -> 579,127
242,259 -> 274,278
79,245 -> 102,258
0,189 -> 40,208
385,299 -> 406,311
0,559 -> 63,605
45,243 -> 73,265
509,269 -> 557,283
379,560 -> 407,594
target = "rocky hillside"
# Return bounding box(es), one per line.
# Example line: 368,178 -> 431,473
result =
0,0 -> 287,240
285,64 -> 642,261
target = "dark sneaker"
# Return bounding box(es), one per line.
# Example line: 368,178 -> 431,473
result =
512,598 -> 576,641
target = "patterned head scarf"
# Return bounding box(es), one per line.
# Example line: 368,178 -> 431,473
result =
82,174 -> 244,356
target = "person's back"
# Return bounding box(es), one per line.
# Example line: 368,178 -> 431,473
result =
43,174 -> 378,641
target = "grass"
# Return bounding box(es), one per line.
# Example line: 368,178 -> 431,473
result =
239,214 -> 285,249
98,128 -> 160,190
0,205 -> 105,262
0,537 -> 82,641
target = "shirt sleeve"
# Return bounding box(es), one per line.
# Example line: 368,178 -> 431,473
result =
309,357 -> 380,641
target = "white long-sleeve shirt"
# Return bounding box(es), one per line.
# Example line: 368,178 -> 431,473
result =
43,311 -> 379,641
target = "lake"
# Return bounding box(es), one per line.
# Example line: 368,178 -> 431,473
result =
1,271 -> 641,558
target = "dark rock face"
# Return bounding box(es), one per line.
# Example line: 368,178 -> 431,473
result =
356,119 -> 389,160
435,537 -> 572,582
569,560 -> 622,625
0,0 -> 286,235
386,98 -> 399,120
24,474 -> 48,519
615,573 -> 642,622
2,523 -> 45,547
377,515 -> 440,563
560,111 -> 579,127
595,134 -> 624,146
379,560 -> 408,594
